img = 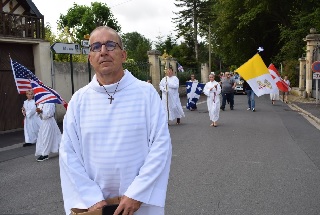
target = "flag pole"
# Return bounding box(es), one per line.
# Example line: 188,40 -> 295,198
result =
165,68 -> 169,124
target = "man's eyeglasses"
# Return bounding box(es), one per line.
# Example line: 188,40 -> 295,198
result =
89,41 -> 122,52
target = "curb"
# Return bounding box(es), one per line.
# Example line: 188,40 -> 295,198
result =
289,103 -> 320,126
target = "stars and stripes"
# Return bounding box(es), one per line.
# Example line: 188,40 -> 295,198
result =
177,62 -> 184,72
11,58 -> 68,109
10,58 -> 42,94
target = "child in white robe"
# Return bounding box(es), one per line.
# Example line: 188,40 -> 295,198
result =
21,90 -> 41,147
203,74 -> 221,127
35,103 -> 61,161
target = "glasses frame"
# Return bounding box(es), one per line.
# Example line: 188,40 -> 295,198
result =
89,40 -> 122,52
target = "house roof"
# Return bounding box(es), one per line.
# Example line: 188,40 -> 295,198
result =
18,0 -> 43,18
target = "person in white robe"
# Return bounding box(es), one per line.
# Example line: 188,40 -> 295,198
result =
35,103 -> 61,162
203,74 -> 221,127
270,88 -> 280,105
159,67 -> 185,125
59,26 -> 172,215
21,90 -> 41,147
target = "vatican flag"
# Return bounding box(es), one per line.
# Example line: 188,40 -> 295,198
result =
236,54 -> 277,97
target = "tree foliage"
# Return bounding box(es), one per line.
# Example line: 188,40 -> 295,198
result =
122,32 -> 152,62
57,2 -> 121,43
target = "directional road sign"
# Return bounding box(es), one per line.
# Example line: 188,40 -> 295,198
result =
313,72 -> 320,79
50,42 -> 81,54
82,47 -> 90,55
81,40 -> 89,47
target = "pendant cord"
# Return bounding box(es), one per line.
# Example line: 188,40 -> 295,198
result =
101,81 -> 120,104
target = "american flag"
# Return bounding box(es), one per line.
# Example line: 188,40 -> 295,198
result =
30,80 -> 68,110
10,58 -> 43,94
177,62 -> 184,72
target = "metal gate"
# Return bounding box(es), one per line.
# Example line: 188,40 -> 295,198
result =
0,42 -> 34,131
123,61 -> 151,81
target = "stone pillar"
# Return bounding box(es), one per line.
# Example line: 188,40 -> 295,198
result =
298,57 -> 306,96
201,63 -> 209,83
304,28 -> 320,98
147,50 -> 161,91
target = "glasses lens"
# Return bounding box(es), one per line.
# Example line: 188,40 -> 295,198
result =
90,42 -> 102,52
105,41 -> 117,51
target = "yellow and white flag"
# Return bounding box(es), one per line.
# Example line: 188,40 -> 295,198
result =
236,54 -> 277,97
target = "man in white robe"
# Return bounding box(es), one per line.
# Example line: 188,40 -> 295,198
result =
159,67 -> 185,125
203,74 -> 221,127
59,26 -> 172,215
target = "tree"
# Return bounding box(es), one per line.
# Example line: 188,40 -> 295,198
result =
121,32 -> 152,62
57,2 -> 121,43
173,0 -> 212,62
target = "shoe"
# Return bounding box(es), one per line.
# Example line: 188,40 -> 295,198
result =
37,155 -> 49,162
230,107 -> 234,110
176,118 -> 181,125
210,123 -> 214,127
213,122 -> 218,127
252,108 -> 255,112
247,108 -> 251,111
23,143 -> 33,147
272,100 -> 274,105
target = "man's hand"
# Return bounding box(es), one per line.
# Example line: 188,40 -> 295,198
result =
88,200 -> 108,212
114,195 -> 142,215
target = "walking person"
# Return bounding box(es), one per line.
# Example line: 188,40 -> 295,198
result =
203,74 -> 221,127
35,103 -> 61,161
159,67 -> 185,125
283,76 -> 291,103
21,89 -> 41,147
270,88 -> 280,105
59,26 -> 172,215
186,74 -> 200,111
243,80 -> 256,111
220,72 -> 236,111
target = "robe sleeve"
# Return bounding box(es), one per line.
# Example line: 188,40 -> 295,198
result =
203,83 -> 210,96
25,101 -> 37,118
159,77 -> 167,92
124,86 -> 172,207
168,76 -> 179,89
59,92 -> 105,213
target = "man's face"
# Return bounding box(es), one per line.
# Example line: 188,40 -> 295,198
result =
167,69 -> 173,77
88,28 -> 127,78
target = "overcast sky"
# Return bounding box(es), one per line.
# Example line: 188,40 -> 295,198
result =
32,0 -> 180,43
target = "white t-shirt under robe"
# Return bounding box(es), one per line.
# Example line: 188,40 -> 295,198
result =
59,70 -> 172,215
159,76 -> 185,121
203,81 -> 221,122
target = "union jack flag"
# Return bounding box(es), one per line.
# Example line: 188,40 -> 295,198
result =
10,58 -> 42,94
30,80 -> 68,110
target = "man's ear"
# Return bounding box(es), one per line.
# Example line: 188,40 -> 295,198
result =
121,50 -> 127,62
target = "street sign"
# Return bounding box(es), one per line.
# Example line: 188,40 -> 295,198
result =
81,40 -> 89,47
82,47 -> 90,55
50,42 -> 81,54
312,61 -> 320,73
313,72 -> 320,79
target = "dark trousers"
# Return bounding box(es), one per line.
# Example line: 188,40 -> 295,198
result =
221,93 -> 234,109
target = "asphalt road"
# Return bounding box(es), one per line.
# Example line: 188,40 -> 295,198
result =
0,94 -> 320,215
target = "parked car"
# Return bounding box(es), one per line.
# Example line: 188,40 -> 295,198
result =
234,78 -> 245,94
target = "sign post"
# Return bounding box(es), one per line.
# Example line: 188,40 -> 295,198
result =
82,34 -> 91,82
50,42 -> 81,94
311,61 -> 320,104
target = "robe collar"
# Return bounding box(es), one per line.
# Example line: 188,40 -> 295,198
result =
89,69 -> 136,93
